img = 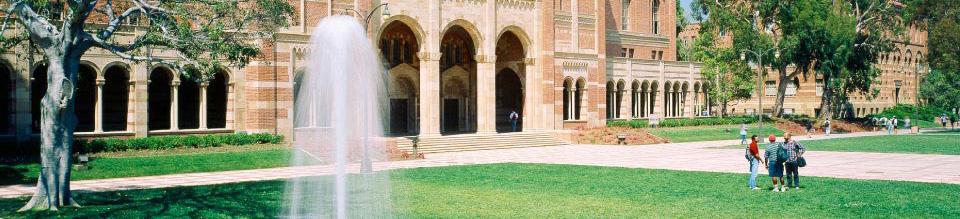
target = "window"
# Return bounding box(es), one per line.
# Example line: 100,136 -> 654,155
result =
783,108 -> 795,115
621,48 -> 634,58
816,79 -> 824,96
652,0 -> 660,34
621,0 -> 630,30
745,108 -> 755,115
785,79 -> 798,96
658,51 -> 664,60
651,51 -> 657,60
765,81 -> 776,96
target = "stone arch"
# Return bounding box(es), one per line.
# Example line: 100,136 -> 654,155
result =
178,72 -> 201,130
615,79 -> 626,118
606,81 -> 616,119
379,20 -> 422,69
0,62 -> 12,134
102,64 -> 130,131
649,80 -> 659,117
631,80 -> 640,118
497,25 -> 532,56
207,69 -> 230,129
148,66 -> 175,130
663,81 -> 672,117
441,66 -> 472,132
74,63 -> 98,132
441,19 -> 483,53
377,15 -> 426,47
440,23 -> 479,133
575,77 -> 586,120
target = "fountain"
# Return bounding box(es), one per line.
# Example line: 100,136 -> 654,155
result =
284,15 -> 392,218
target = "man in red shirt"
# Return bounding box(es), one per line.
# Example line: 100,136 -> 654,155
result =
747,135 -> 765,190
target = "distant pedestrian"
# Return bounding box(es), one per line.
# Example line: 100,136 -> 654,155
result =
891,116 -> 899,135
886,117 -> 895,135
509,110 -> 520,132
824,119 -> 832,136
904,117 -> 912,134
739,123 -> 748,145
880,117 -> 889,132
745,135 -> 764,190
804,120 -> 814,138
764,134 -> 785,192
871,117 -> 879,131
942,114 -> 948,127
649,113 -> 659,128
782,133 -> 806,190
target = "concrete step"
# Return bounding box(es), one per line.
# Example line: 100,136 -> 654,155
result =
393,132 -> 567,154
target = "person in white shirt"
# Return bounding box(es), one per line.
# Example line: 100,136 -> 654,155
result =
649,114 -> 659,128
509,110 -> 520,132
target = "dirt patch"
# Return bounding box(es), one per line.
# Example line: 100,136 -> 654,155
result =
573,127 -> 668,145
775,121 -> 821,136
832,121 -> 870,133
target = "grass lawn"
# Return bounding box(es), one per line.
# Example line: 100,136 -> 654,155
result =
0,145 -> 293,186
646,124 -> 784,143
4,163 -> 957,218
718,134 -> 960,155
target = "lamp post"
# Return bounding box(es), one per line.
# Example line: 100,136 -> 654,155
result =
741,48 -> 779,143
345,3 -> 389,174
346,3 -> 390,30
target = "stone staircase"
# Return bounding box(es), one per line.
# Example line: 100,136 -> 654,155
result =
395,132 -> 568,154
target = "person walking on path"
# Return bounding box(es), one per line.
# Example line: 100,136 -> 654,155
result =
891,116 -> 899,135
746,135 -> 764,190
740,123 -> 749,145
509,110 -> 520,132
886,117 -> 895,135
782,133 -> 806,190
941,114 -> 948,127
764,134 -> 785,192
904,117 -> 912,134
805,120 -> 814,138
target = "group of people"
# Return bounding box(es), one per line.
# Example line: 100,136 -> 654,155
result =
745,133 -> 806,192
871,116 -> 909,134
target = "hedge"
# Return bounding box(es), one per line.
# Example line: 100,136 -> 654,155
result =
79,133 -> 284,153
0,133 -> 284,160
869,104 -> 957,122
607,115 -> 769,128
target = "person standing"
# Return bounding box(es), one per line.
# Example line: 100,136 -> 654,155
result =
886,117 -> 895,135
764,134 -> 785,192
746,135 -> 764,190
891,116 -> 899,135
941,114 -> 948,127
740,123 -> 748,145
904,117 -> 912,134
649,113 -> 659,128
509,110 -> 520,132
782,133 -> 806,190
805,120 -> 814,138
824,119 -> 832,136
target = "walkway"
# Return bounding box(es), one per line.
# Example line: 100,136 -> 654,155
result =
3,131 -> 958,198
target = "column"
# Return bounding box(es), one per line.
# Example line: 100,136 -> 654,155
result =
170,81 -> 180,131
664,91 -> 671,118
133,64 -> 149,137
94,79 -> 104,133
199,82 -> 208,129
418,52 -> 441,136
476,55 -> 496,134
567,89 -> 575,120
522,58 -> 538,130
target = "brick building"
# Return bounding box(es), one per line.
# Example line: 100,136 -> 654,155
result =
0,0 -> 707,145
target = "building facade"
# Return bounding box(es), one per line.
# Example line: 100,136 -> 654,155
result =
0,0 -> 706,143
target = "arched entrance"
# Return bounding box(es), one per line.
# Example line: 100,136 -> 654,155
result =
440,25 -> 477,134
380,21 -> 420,135
495,69 -> 522,132
207,71 -> 229,129
178,76 -> 200,130
74,65 -> 97,132
495,31 -> 525,133
102,65 -> 129,131
0,64 -> 11,134
148,67 -> 173,130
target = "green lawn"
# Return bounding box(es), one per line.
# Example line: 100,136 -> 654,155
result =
718,134 -> 960,155
4,163 -> 957,218
647,124 -> 784,143
0,146 -> 293,186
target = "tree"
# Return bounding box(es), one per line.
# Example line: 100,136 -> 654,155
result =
0,0 -> 293,211
814,0 -> 903,119
691,28 -> 754,116
905,0 -> 960,113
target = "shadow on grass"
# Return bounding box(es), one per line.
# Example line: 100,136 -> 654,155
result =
0,165 -> 35,186
1,180 -> 285,218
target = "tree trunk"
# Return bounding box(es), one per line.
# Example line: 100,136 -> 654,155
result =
772,67 -> 789,118
818,75 -> 834,120
19,57 -> 81,212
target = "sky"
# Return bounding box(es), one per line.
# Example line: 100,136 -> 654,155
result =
680,0 -> 697,22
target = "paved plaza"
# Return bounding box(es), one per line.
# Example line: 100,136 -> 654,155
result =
2,131 -> 959,198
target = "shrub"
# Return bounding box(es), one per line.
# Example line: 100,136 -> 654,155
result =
607,115 -> 767,128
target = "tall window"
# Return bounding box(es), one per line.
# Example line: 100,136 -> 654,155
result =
785,78 -> 798,96
652,0 -> 660,34
815,79 -> 824,96
621,0 -> 630,30
765,81 -> 776,96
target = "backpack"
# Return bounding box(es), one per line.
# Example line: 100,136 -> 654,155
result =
744,147 -> 753,162
776,144 -> 789,164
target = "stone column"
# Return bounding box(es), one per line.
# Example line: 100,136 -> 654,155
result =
567,89 -> 575,120
522,58 -> 538,130
199,82 -> 208,130
476,55 -> 496,134
171,81 -> 180,131
94,79 -> 105,133
418,52 -> 442,136
134,64 -> 150,137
